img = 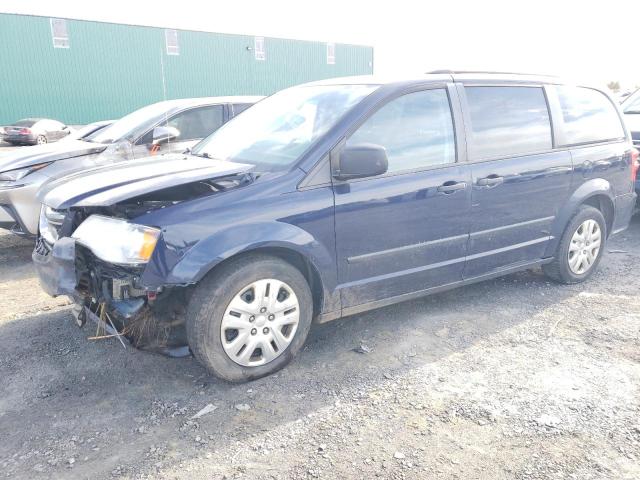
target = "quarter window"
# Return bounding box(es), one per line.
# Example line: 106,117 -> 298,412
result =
232,104 -> 253,116
50,18 -> 69,49
556,86 -> 625,145
254,37 -> 265,61
165,29 -> 179,55
347,89 -> 456,174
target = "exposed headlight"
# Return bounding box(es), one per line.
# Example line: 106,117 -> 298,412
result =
39,206 -> 65,245
72,215 -> 161,265
0,162 -> 51,182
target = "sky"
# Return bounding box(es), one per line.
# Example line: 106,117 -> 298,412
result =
1,0 -> 639,90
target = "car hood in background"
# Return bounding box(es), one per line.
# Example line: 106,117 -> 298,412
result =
0,140 -> 107,173
40,154 -> 253,209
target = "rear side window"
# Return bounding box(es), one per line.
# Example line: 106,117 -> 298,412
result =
557,86 -> 625,145
15,119 -> 37,127
465,86 -> 552,159
346,89 -> 456,174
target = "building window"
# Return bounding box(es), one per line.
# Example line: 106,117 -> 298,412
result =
165,29 -> 179,55
50,18 -> 69,49
326,43 -> 335,65
254,36 -> 265,61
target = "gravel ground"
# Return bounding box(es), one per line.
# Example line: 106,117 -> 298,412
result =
0,217 -> 639,479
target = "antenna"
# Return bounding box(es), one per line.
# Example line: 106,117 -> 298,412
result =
159,48 -> 170,145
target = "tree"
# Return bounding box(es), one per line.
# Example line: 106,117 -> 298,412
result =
607,81 -> 621,93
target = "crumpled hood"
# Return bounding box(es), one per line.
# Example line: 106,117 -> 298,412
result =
0,140 -> 107,173
40,153 -> 253,209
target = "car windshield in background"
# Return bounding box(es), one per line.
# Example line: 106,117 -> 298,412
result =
192,84 -> 379,171
66,123 -> 109,141
623,91 -> 640,113
86,102 -> 177,144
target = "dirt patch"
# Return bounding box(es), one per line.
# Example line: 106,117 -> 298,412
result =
0,218 -> 639,479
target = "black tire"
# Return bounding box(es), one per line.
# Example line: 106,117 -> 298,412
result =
543,205 -> 606,284
186,254 -> 313,382
36,135 -> 47,145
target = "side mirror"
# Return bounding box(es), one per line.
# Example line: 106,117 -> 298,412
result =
334,143 -> 388,181
152,126 -> 180,145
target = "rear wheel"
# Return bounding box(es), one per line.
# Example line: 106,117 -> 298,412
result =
543,205 -> 606,284
186,254 -> 313,382
36,135 -> 47,145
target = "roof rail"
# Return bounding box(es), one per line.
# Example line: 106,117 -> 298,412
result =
426,70 -> 558,77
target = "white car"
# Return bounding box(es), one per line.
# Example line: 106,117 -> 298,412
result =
0,96 -> 262,236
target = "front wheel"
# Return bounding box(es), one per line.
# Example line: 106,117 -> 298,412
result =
543,205 -> 606,284
186,254 -> 313,382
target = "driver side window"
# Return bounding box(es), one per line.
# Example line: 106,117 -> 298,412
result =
346,89 -> 456,174
137,105 -> 225,145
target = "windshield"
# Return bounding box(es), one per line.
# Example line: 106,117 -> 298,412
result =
192,84 -> 379,171
87,102 -> 176,144
623,90 -> 640,113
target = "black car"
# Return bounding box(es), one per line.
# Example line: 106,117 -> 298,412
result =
4,118 -> 70,145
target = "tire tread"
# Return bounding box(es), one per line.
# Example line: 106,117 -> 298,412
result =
186,253 -> 312,382
543,205 -> 606,284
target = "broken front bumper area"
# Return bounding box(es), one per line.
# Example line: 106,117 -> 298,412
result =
33,236 -> 191,357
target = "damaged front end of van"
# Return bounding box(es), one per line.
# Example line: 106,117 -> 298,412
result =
32,155 -> 253,356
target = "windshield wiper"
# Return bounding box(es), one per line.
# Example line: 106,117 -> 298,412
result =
192,152 -> 214,159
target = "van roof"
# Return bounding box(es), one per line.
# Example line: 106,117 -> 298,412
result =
304,72 -> 590,89
146,96 -> 265,110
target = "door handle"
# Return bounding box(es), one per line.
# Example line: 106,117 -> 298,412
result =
592,160 -> 612,171
477,176 -> 504,187
437,181 -> 467,194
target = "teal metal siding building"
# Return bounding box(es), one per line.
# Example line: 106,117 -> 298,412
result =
0,13 -> 373,124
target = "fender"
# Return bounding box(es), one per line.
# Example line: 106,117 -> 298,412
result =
145,221 -> 340,315
544,178 -> 614,257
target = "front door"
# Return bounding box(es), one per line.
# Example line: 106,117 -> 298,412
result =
460,85 -> 573,278
333,87 -> 472,309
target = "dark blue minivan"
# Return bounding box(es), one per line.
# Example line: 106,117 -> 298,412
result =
34,73 -> 639,382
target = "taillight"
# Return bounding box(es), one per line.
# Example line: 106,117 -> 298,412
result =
631,148 -> 639,182
19,128 -> 31,134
